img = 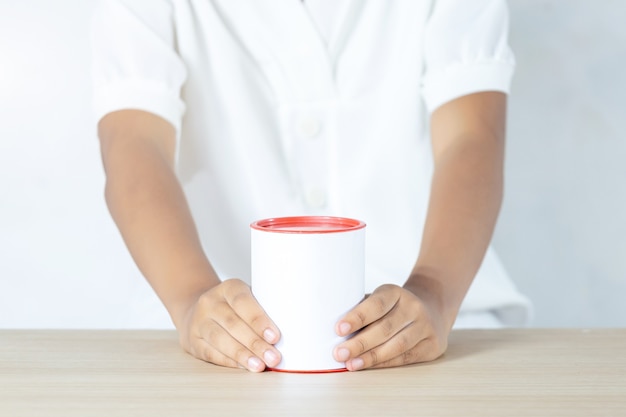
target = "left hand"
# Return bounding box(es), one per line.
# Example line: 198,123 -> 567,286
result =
333,284 -> 450,371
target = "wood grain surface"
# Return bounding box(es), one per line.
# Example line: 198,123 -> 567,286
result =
1,329 -> 625,416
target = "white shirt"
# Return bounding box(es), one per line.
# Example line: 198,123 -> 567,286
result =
302,0 -> 347,45
92,0 -> 531,326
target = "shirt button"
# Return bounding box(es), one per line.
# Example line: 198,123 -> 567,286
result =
297,117 -> 322,139
305,188 -> 326,208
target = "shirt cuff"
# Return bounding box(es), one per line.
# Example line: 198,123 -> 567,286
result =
422,60 -> 515,114
92,79 -> 186,134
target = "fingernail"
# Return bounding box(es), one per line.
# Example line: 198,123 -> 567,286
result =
247,357 -> 263,372
338,322 -> 351,336
263,328 -> 277,343
348,358 -> 364,371
264,350 -> 279,366
336,347 -> 350,362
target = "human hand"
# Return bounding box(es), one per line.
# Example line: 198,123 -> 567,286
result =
332,284 -> 449,371
177,278 -> 282,372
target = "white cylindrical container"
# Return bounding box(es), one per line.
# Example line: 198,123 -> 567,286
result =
251,216 -> 365,372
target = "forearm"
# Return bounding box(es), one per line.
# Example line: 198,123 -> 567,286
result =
405,92 -> 506,330
100,113 -> 219,328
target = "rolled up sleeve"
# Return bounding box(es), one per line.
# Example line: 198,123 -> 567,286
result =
421,0 -> 515,114
91,0 -> 187,133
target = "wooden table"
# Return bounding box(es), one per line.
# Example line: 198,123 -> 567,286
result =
1,329 -> 625,416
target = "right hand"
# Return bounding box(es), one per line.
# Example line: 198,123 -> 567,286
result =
177,278 -> 282,372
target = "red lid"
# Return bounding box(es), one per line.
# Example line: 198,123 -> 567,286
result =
250,216 -> 365,234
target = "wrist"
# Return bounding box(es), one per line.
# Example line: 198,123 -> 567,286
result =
166,270 -> 221,331
403,272 -> 460,331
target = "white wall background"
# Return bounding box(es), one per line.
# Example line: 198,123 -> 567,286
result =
493,0 -> 626,327
0,1 -> 624,328
0,1 -> 168,328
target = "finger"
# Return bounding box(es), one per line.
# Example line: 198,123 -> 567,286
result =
198,318 -> 271,372
188,334 -> 240,369
344,322 -> 423,371
211,299 -> 282,369
222,279 -> 281,344
368,336 -> 445,369
335,284 -> 401,337
333,300 -> 411,362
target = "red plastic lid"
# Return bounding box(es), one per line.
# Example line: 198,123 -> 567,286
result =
251,216 -> 365,234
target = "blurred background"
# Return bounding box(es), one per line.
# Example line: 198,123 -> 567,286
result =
1,1 -> 624,328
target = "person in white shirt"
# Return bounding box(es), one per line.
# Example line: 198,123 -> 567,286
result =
92,0 -> 530,372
